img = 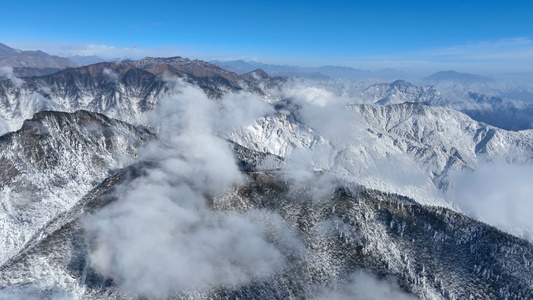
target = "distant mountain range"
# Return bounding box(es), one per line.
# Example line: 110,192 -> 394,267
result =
68,55 -> 107,65
211,59 -> 410,81
0,43 -> 79,76
0,56 -> 283,134
423,70 -> 495,84
2,41 -> 532,130
361,79 -> 533,131
0,43 -> 110,77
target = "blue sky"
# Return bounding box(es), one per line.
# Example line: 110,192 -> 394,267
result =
1,0 -> 532,73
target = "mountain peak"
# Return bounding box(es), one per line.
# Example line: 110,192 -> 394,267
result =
424,70 -> 494,83
390,79 -> 412,88
69,55 -> 107,65
241,69 -> 270,80
0,42 -> 78,72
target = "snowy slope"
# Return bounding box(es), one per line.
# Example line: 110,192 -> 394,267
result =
0,60 -> 533,299
0,110 -> 153,265
0,58 -> 283,135
361,80 -> 443,105
228,102 -> 533,207
361,80 -> 533,131
0,167 -> 532,300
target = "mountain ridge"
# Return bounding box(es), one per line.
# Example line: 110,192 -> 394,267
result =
361,79 -> 533,131
0,43 -> 79,76
424,70 -> 495,84
212,59 -> 410,80
1,160 -> 532,299
0,57 -> 283,134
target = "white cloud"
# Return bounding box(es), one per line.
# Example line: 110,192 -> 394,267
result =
216,90 -> 276,134
428,38 -> 533,61
7,42 -> 184,60
102,68 -> 118,82
316,271 -> 415,300
341,37 -> 533,74
0,66 -> 25,88
448,160 -> 533,240
277,80 -> 358,145
84,81 -> 288,298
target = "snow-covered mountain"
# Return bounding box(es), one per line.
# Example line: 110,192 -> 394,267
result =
0,58 -> 283,135
361,80 -> 443,105
361,79 -> 533,131
0,110 -> 153,266
1,57 -> 533,299
229,101 -> 533,207
4,61 -> 531,219
0,150 -> 532,299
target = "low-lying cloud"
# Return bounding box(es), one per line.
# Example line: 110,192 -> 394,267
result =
102,68 -> 119,82
272,80 -> 434,204
316,271 -> 415,300
448,160 -> 533,240
84,81 -> 286,298
278,81 -> 358,145
84,79 -> 419,298
0,66 -> 24,88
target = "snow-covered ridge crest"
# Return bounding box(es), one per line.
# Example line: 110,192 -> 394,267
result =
0,57 -> 284,135
361,79 -> 443,105
361,79 -> 533,131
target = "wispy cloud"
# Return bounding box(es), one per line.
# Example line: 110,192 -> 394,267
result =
316,271 -> 415,300
0,66 -> 24,88
448,160 -> 533,241
426,38 -> 533,61
84,81 -> 287,298
61,44 -> 177,60
344,38 -> 533,74
8,42 -> 183,60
